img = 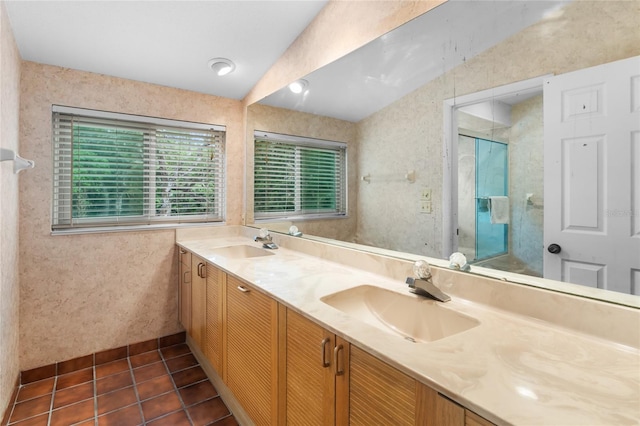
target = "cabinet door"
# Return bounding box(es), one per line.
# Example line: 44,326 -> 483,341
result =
348,345 -> 417,425
466,410 -> 496,426
225,276 -> 279,426
418,384 -> 464,426
284,309 -> 336,425
190,255 -> 207,349
204,263 -> 225,374
178,249 -> 192,333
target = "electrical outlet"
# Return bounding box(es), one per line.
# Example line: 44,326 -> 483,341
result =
420,200 -> 432,214
421,187 -> 432,201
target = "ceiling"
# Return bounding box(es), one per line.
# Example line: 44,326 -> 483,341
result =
4,0 -> 328,100
259,0 -> 569,122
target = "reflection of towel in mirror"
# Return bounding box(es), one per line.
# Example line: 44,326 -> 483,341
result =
489,196 -> 509,224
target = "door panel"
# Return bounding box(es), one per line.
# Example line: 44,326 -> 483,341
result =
544,55 -> 640,294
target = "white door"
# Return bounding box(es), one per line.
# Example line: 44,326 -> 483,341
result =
543,55 -> 640,295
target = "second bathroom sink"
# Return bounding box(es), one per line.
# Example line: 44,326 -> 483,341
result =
321,285 -> 479,343
209,244 -> 275,259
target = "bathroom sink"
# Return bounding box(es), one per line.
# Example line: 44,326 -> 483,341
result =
321,285 -> 479,343
209,245 -> 275,259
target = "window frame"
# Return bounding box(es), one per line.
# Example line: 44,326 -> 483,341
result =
51,105 -> 226,234
253,131 -> 348,221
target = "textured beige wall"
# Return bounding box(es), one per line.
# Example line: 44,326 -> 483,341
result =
246,104 -> 357,240
356,0 -> 640,258
0,0 -> 21,413
18,62 -> 244,370
244,0 -> 444,105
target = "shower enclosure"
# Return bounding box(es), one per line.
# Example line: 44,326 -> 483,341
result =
458,136 -> 508,261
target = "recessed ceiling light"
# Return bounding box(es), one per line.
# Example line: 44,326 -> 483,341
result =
208,58 -> 236,76
288,79 -> 308,94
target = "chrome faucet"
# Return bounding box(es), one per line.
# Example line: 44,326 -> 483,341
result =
406,260 -> 450,302
254,228 -> 278,249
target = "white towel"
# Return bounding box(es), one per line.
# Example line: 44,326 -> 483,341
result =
489,196 -> 509,224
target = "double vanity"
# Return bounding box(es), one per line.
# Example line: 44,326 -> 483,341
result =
176,225 -> 639,426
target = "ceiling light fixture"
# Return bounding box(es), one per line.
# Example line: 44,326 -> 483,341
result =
288,79 -> 308,94
208,58 -> 236,76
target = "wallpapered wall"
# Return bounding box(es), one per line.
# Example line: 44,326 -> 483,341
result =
0,0 -> 21,415
18,62 -> 244,370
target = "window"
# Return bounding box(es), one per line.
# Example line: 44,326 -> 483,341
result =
254,131 -> 347,220
52,106 -> 225,231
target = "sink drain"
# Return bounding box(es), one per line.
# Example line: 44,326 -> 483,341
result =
404,336 -> 416,343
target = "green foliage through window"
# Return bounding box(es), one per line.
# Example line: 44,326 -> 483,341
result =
254,135 -> 346,219
52,109 -> 225,230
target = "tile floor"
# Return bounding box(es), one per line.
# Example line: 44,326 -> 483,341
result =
2,343 -> 237,426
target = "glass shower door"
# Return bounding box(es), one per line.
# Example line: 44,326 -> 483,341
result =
475,138 -> 508,260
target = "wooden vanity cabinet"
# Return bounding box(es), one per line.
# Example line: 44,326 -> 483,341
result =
204,263 -> 225,374
281,308 -> 349,425
178,248 -> 192,332
225,275 -> 279,426
190,254 -> 207,348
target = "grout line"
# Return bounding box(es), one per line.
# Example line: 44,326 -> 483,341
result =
93,362 -> 98,426
160,347 -> 195,425
46,375 -> 57,426
126,351 -> 146,426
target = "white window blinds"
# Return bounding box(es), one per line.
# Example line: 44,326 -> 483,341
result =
52,107 -> 225,230
254,131 -> 347,219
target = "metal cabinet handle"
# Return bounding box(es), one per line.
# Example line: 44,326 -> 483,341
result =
333,344 -> 345,376
197,262 -> 206,278
321,337 -> 331,368
237,285 -> 250,293
200,263 -> 206,278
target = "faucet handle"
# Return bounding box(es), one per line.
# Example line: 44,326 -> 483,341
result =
413,260 -> 432,280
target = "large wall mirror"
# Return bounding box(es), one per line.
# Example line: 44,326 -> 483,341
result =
245,0 -> 640,308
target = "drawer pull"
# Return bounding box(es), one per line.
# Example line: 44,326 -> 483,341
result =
334,344 -> 345,376
237,285 -> 251,293
321,337 -> 331,368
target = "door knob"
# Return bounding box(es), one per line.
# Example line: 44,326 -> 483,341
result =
547,243 -> 562,254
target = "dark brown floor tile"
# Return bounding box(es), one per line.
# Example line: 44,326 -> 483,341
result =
97,404 -> 142,426
96,359 -> 130,379
212,415 -> 239,426
165,354 -> 198,373
75,420 -> 97,426
9,394 -> 52,423
133,362 -> 168,384
140,391 -> 182,422
8,413 -> 49,426
56,368 -> 94,390
52,382 -> 94,409
97,386 -> 137,415
128,339 -> 158,356
136,374 -> 174,401
49,398 -> 94,426
187,397 -> 230,426
171,366 -> 207,388
96,370 -> 133,395
21,364 -> 56,385
95,346 -> 128,365
129,351 -> 162,368
145,409 -> 191,426
158,332 -> 185,348
178,380 -> 218,407
129,351 -> 162,369
160,343 -> 191,360
57,354 -> 93,375
16,378 -> 54,403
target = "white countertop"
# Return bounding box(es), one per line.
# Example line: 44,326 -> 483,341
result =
177,233 -> 640,426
